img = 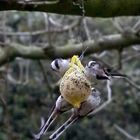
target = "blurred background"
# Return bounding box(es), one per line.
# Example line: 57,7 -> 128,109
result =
0,11 -> 140,140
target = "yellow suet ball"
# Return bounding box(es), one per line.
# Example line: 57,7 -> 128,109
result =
60,55 -> 92,108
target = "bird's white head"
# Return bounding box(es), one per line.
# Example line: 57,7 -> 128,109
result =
51,58 -> 70,75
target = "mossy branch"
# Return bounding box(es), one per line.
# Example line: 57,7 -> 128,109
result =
0,33 -> 140,66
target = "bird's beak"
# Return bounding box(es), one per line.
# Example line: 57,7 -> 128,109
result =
96,74 -> 110,80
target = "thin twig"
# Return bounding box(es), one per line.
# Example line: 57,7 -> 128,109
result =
0,19 -> 79,36
88,80 -> 112,116
122,53 -> 140,63
117,50 -> 122,70
44,13 -> 52,48
123,77 -> 140,91
2,11 -> 7,43
83,18 -> 91,40
18,0 -> 59,5
112,18 -> 124,33
133,19 -> 140,31
37,60 -> 53,92
114,124 -> 140,140
0,95 -> 6,109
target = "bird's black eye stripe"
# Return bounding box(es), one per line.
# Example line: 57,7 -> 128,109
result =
91,61 -> 96,66
88,61 -> 96,67
54,59 -> 60,69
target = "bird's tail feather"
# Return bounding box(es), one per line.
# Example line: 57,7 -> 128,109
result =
33,112 -> 58,140
49,116 -> 78,140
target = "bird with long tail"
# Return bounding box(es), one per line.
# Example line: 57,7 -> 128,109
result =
49,88 -> 101,140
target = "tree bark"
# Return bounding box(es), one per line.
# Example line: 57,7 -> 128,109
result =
0,33 -> 140,66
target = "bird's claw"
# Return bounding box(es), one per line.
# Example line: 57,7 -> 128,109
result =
32,133 -> 41,140
32,117 -> 46,140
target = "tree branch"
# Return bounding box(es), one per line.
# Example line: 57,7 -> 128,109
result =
114,124 -> 140,140
0,19 -> 79,36
88,79 -> 112,116
1,0 -> 140,17
0,33 -> 140,66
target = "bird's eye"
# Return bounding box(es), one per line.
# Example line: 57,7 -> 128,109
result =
54,59 -> 60,69
51,59 -> 60,71
88,61 -> 96,67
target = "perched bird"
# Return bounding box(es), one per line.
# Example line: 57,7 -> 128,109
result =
33,57 -> 107,140
51,56 -> 110,108
49,88 -> 101,140
33,58 -> 106,138
51,57 -> 126,79
51,58 -> 70,76
33,96 -> 72,140
85,59 -> 127,79
51,57 -> 110,86
85,61 -> 109,81
59,55 -> 92,108
34,56 -> 125,140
